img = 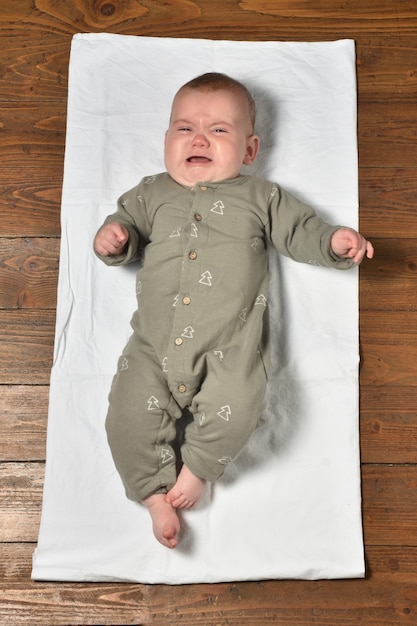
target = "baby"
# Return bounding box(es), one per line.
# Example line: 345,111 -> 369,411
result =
94,72 -> 373,549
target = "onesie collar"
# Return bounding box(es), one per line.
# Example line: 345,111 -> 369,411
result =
193,175 -> 249,189
167,173 -> 249,191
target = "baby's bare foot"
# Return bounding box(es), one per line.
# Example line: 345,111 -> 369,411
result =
142,493 -> 180,549
165,464 -> 206,509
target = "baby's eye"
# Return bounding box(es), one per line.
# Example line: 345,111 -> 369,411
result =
213,128 -> 227,134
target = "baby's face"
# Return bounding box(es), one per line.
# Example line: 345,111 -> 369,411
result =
164,88 -> 259,186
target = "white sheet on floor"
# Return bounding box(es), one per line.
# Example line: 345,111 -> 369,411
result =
32,33 -> 364,583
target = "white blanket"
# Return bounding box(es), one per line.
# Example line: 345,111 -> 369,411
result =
32,34 -> 364,583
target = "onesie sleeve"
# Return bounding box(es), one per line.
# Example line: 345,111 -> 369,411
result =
94,180 -> 152,267
266,184 -> 355,269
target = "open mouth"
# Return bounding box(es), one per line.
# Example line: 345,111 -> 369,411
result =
187,156 -> 212,164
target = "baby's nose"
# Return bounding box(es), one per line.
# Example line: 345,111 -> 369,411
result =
193,133 -> 209,146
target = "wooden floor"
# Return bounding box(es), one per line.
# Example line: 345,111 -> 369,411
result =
1,1 -> 416,624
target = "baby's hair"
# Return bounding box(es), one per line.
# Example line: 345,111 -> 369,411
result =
177,72 -> 256,130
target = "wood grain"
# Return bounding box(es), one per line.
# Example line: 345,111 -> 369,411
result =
359,102 -> 417,167
1,32 -> 416,104
2,236 -> 417,313
3,100 -> 417,170
0,238 -> 59,309
0,177 -> 62,238
0,103 -> 66,168
360,311 -> 417,386
0,463 -> 43,542
0,37 -> 69,101
1,545 -> 416,625
2,385 -> 415,465
0,575 -> 415,626
3,307 -> 416,388
359,239 -> 417,311
360,386 -> 417,464
1,0 -> 417,624
359,168 -> 417,239
0,311 -> 55,384
0,386 -> 48,462
1,463 -> 415,547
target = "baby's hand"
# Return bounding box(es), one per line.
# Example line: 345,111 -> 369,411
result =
94,222 -> 129,256
331,227 -> 374,264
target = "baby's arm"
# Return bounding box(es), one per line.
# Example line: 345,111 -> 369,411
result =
331,227 -> 374,264
94,222 -> 129,257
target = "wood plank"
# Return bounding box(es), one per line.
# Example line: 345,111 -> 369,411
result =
117,1 -> 417,42
0,462 -> 43,542
0,581 -> 414,626
365,544 -> 417,576
359,168 -> 417,239
361,343 -> 417,386
1,463 -> 416,546
359,102 -> 417,167
357,38 -> 417,103
0,176 -> 62,237
3,99 -> 417,172
1,165 -> 415,243
1,17 -> 417,107
360,311 -> 417,386
361,275 -> 417,314
0,0 -> 416,622
362,465 -> 417,547
0,545 -> 415,625
5,309 -> 417,387
1,384 -> 416,466
0,238 -> 59,309
0,103 -> 65,168
1,163 -> 416,239
359,239 -> 417,311
1,543 -> 35,580
1,385 -> 416,466
1,31 -> 417,106
0,311 -> 55,385
1,165 -> 416,241
0,0 -> 196,36
0,36 -> 70,101
0,386 -> 48,462
0,0 -> 416,44
240,0 -> 417,25
2,236 -> 415,314
0,383 -> 414,468
361,311 -> 417,340
360,386 -> 417,464
0,542 -> 410,581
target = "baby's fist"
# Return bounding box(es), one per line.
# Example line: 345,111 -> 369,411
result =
331,227 -> 374,264
94,222 -> 129,256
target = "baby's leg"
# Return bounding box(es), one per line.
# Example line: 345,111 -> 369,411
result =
165,464 -> 206,509
142,493 -> 180,549
106,333 -> 181,501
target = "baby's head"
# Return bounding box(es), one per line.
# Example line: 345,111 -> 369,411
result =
164,73 -> 259,186
176,73 -> 257,132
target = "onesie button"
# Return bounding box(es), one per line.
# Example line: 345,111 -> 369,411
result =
189,250 -> 197,260
178,384 -> 187,393
175,337 -> 183,346
200,185 -> 208,191
182,296 -> 191,305
194,213 -> 202,221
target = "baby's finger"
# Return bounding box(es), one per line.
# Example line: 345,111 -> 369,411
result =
366,240 -> 375,259
113,223 -> 127,242
353,238 -> 371,263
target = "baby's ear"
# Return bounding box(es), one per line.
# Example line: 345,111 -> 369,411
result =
243,134 -> 260,165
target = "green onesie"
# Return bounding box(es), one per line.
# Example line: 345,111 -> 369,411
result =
97,173 -> 353,501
